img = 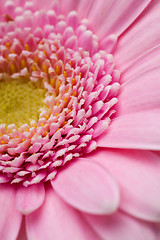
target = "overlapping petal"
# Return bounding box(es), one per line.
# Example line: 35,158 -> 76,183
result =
115,0 -> 160,74
0,184 -> 22,240
88,148 -> 160,221
15,183 -> 45,215
60,0 -> 93,18
17,218 -> 28,240
52,159 -> 120,214
117,45 -> 160,114
82,211 -> 158,240
26,187 -> 100,240
86,0 -> 152,39
97,110 -> 160,150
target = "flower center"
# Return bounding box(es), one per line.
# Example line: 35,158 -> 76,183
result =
0,75 -> 47,127
0,3 -> 120,186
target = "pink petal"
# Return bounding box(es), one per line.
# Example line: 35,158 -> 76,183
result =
0,184 -> 22,240
83,211 -> 158,240
97,110 -> 160,150
89,148 -> 160,222
51,159 -> 120,214
17,217 -> 28,240
60,0 -> 93,19
120,43 -> 160,81
26,187 -> 100,240
34,0 -> 58,10
115,0 -> 160,74
15,183 -> 45,214
117,45 -> 160,114
87,0 -> 151,38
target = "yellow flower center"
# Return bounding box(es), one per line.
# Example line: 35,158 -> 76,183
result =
0,75 -> 47,127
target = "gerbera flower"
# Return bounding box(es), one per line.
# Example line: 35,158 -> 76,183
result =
0,0 -> 160,239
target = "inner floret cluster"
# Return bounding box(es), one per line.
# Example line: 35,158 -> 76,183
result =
0,2 -> 120,186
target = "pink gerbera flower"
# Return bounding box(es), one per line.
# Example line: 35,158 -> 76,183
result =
0,0 -> 160,239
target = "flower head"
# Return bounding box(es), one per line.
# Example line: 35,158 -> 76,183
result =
0,4 -> 119,186
0,0 -> 160,240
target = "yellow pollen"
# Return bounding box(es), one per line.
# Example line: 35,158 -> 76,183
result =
63,71 -> 67,78
72,91 -> 77,96
54,42 -> 58,49
55,113 -> 59,117
50,78 -> 55,88
43,50 -> 47,56
56,102 -> 60,106
34,56 -> 39,63
72,78 -> 76,85
5,42 -> 11,49
56,79 -> 61,95
45,115 -> 50,120
56,65 -> 61,75
43,131 -> 48,136
31,65 -> 37,71
64,96 -> 68,107
1,140 -> 7,144
10,63 -> 16,73
24,128 -> 29,132
0,76 -> 48,127
21,59 -> 26,68
64,96 -> 68,103
25,44 -> 30,51
42,64 -> 48,74
62,121 -> 67,126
